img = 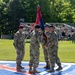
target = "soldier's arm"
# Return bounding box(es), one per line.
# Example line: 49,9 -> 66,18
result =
50,34 -> 58,47
30,31 -> 33,38
13,34 -> 18,48
47,33 -> 57,47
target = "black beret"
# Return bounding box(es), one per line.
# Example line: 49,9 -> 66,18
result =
35,25 -> 40,29
49,25 -> 55,28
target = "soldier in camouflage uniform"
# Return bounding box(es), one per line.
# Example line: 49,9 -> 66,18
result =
29,25 -> 40,73
13,25 -> 25,70
47,25 -> 62,72
41,25 -> 50,68
72,32 -> 75,43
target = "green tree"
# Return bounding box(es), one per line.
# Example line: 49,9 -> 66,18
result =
0,0 -> 8,35
0,0 -> 75,36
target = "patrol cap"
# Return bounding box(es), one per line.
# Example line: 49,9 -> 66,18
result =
19,25 -> 24,29
35,25 -> 40,29
49,24 -> 55,28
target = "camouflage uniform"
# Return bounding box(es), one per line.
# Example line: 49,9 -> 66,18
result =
47,32 -> 61,70
29,30 -> 40,68
13,31 -> 25,66
72,32 -> 75,43
42,32 -> 50,67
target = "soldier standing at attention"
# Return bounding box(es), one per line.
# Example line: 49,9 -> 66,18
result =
47,25 -> 62,72
42,25 -> 50,68
29,25 -> 40,74
13,25 -> 25,70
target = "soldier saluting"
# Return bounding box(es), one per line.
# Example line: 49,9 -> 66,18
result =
13,25 -> 25,70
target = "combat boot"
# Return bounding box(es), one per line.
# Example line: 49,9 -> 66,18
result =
56,66 -> 62,71
19,65 -> 24,69
56,63 -> 62,71
29,67 -> 33,73
33,67 -> 40,74
47,67 -> 54,73
16,65 -> 24,70
44,64 -> 50,68
44,63 -> 50,68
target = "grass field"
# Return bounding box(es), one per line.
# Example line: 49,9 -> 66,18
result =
0,39 -> 75,63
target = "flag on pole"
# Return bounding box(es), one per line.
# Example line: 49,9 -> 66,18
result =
30,5 -> 45,31
35,5 -> 40,24
36,5 -> 47,42
35,5 -> 45,31
30,5 -> 47,42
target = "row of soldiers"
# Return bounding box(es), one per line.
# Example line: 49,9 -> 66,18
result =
13,24 -> 62,74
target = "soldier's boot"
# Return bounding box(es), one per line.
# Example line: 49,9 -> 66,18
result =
29,66 -> 33,73
44,63 -> 50,68
56,63 -> 62,71
33,67 -> 40,74
16,64 -> 24,70
47,68 -> 54,73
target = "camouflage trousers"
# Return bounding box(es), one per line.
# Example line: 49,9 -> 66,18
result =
16,49 -> 25,65
29,44 -> 40,68
42,45 -> 49,65
48,46 -> 61,69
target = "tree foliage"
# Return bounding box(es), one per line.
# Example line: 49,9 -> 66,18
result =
0,0 -> 75,35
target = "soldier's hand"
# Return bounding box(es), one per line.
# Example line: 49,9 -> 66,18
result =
44,46 -> 48,49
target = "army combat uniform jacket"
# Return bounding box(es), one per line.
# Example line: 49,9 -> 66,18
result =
13,31 -> 25,65
47,31 -> 61,69
29,30 -> 40,68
